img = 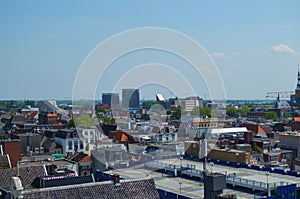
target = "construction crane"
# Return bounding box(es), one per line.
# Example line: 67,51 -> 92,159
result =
266,91 -> 294,101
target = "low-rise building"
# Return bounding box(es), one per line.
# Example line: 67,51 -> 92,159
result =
91,147 -> 129,171
151,125 -> 177,143
263,149 -> 293,169
77,126 -> 102,145
3,175 -> 159,199
68,152 -> 92,176
207,148 -> 250,164
278,132 -> 300,159
54,129 -> 86,157
0,139 -> 21,167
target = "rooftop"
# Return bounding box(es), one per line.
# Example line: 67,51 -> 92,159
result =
21,177 -> 159,199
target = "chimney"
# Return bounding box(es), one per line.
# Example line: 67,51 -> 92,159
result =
113,174 -> 120,184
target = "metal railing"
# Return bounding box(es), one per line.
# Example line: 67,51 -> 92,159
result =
226,175 -> 290,191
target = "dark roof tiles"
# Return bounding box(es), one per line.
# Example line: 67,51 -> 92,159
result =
0,166 -> 45,188
22,177 -> 159,199
0,155 -> 10,168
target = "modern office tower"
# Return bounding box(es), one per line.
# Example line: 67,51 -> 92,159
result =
122,89 -> 140,109
102,93 -> 119,109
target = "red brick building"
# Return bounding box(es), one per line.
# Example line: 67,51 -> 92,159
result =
0,139 -> 21,167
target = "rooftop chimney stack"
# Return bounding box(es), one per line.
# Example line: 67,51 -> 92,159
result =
113,174 -> 120,185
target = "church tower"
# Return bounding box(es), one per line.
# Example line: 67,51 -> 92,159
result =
295,65 -> 300,106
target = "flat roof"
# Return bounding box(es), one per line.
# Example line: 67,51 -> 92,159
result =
112,158 -> 300,198
210,127 -> 249,134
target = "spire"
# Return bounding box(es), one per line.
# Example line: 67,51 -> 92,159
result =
297,64 -> 300,90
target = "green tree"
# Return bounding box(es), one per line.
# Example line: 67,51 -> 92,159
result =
200,107 -> 211,116
265,111 -> 279,120
8,109 -> 16,115
68,119 -> 75,128
191,106 -> 212,117
254,146 -> 262,153
96,107 -> 108,114
226,106 -> 238,117
239,107 -> 250,117
283,113 -> 293,118
170,108 -> 181,120
96,114 -> 111,124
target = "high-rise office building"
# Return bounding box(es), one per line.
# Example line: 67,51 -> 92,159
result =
122,89 -> 140,109
102,93 -> 119,109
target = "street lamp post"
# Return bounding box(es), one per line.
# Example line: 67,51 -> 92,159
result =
180,156 -> 183,177
180,156 -> 183,168
178,179 -> 182,194
265,171 -> 270,197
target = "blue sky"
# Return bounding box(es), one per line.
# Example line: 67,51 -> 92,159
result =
0,1 -> 299,100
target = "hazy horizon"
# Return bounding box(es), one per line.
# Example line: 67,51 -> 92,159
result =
1,1 -> 299,100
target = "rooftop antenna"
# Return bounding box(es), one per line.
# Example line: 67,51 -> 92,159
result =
17,161 -> 20,176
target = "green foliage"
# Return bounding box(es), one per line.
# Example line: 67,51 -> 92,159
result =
74,115 -> 95,126
96,114 -> 111,124
254,146 -> 262,153
191,106 -> 212,117
239,107 -> 250,117
170,108 -> 181,120
8,109 -> 16,114
96,107 -> 108,114
68,119 -> 75,128
226,106 -> 250,117
283,113 -> 293,118
226,106 -> 238,116
0,100 -> 36,109
265,111 -> 279,120
23,100 -> 35,107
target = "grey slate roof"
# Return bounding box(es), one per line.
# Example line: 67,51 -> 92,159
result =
276,101 -> 291,109
92,148 -> 129,163
0,155 -> 10,168
32,175 -> 94,188
0,166 -> 45,189
41,138 -> 58,149
22,177 -> 159,199
55,129 -> 78,139
38,101 -> 59,113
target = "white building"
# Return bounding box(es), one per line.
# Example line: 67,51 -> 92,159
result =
54,129 -> 86,156
151,125 -> 177,143
175,96 -> 203,113
77,126 -> 103,145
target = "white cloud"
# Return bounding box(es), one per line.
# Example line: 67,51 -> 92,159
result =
211,52 -> 226,60
270,44 -> 295,54
233,52 -> 241,57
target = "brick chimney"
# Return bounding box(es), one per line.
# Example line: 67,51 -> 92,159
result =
113,174 -> 120,184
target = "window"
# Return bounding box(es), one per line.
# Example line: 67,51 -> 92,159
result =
159,135 -> 162,141
114,152 -> 122,161
80,140 -> 84,149
271,155 -> 279,162
68,141 -> 72,150
74,140 -> 78,152
286,153 -> 291,160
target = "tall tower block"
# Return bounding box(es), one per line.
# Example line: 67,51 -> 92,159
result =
295,66 -> 300,106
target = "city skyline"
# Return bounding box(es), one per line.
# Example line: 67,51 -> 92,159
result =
0,1 -> 300,100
